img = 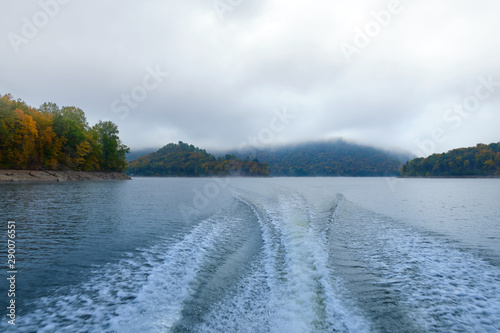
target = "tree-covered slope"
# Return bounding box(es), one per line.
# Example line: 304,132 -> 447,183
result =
236,140 -> 407,176
0,94 -> 129,172
126,142 -> 269,176
401,142 -> 500,177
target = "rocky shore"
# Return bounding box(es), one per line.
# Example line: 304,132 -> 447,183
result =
0,170 -> 131,182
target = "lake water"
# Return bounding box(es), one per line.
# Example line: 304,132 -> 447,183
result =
1,177 -> 499,332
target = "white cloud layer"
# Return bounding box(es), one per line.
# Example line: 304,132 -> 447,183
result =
1,0 -> 500,156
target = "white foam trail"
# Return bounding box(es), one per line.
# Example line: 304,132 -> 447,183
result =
9,216 -> 240,333
371,226 -> 500,332
333,200 -> 500,332
195,252 -> 271,332
109,217 -> 233,332
230,194 -> 370,333
271,194 -> 370,332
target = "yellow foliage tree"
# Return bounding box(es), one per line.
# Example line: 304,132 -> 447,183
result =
12,109 -> 38,169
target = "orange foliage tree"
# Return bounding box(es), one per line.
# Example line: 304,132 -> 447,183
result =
0,94 -> 129,172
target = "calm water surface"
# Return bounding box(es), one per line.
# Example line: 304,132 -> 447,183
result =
0,177 -> 499,332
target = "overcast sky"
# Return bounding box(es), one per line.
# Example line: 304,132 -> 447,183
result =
1,0 -> 500,156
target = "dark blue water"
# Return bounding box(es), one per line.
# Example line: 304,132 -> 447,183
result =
0,177 -> 499,332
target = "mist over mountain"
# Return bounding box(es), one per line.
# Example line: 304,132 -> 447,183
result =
231,140 -> 410,177
126,148 -> 157,162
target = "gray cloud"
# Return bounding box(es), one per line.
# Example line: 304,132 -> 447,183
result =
1,0 -> 500,156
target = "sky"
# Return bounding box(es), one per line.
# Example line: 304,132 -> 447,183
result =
1,0 -> 500,157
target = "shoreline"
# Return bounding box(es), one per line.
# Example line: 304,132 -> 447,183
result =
0,170 -> 132,183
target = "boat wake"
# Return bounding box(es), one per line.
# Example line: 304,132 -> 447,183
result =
5,183 -> 500,332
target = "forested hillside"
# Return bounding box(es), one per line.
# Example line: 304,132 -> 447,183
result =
401,142 -> 500,177
0,94 -> 129,172
126,142 -> 269,176
235,141 -> 406,176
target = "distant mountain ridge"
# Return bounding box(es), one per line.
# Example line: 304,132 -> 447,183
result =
233,140 -> 408,176
126,148 -> 157,162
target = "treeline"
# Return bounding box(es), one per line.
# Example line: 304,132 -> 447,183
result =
235,140 -> 406,176
126,142 -> 269,176
0,94 -> 129,172
401,142 -> 500,177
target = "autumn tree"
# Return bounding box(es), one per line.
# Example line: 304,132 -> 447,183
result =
401,142 -> 500,177
92,121 -> 129,172
0,94 -> 129,172
11,109 -> 38,169
52,106 -> 89,168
